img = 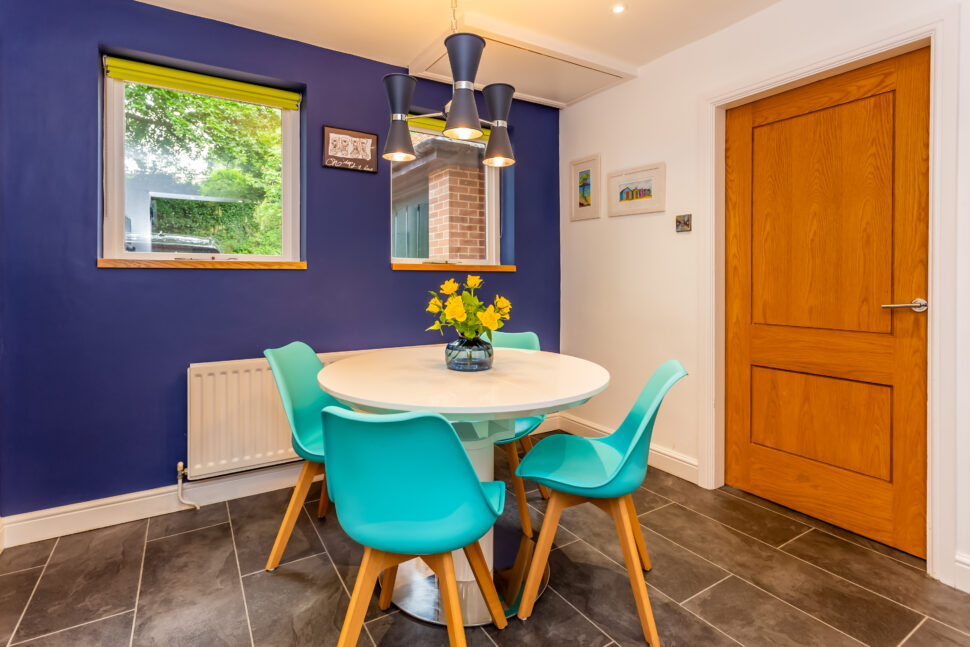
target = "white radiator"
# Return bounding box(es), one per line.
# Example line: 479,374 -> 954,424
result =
185,345 -> 432,480
187,356 -> 296,479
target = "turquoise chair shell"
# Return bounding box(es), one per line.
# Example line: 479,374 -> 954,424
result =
264,341 -> 347,462
490,330 -> 544,445
321,406 -> 506,555
516,360 -> 688,499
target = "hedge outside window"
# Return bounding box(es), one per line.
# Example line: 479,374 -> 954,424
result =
101,57 -> 302,266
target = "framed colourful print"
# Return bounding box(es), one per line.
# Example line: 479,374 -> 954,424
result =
607,162 -> 666,217
322,125 -> 378,173
569,154 -> 601,221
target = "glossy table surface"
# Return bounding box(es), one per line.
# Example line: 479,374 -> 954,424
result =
316,345 -> 610,421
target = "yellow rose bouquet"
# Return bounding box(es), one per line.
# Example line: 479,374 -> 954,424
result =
426,275 -> 511,371
426,275 -> 511,340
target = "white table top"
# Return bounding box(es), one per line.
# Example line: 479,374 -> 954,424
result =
317,346 -> 610,421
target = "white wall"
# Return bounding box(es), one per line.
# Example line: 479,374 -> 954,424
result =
559,0 -> 970,589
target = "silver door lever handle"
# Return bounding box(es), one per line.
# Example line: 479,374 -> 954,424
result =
881,298 -> 928,312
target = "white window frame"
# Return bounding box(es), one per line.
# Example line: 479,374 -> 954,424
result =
102,75 -> 301,262
390,125 -> 500,266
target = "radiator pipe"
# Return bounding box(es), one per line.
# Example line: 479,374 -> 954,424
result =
176,461 -> 201,510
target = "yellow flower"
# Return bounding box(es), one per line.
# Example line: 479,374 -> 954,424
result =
440,278 -> 459,295
477,305 -> 501,330
444,296 -> 467,322
425,320 -> 443,332
426,296 -> 442,313
494,295 -> 510,310
466,275 -> 483,289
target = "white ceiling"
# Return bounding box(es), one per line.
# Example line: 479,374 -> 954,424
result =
136,0 -> 781,105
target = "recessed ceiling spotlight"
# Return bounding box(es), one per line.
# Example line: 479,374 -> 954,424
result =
612,3 -> 626,13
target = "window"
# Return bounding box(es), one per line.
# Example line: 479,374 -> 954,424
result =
390,118 -> 500,266
102,57 -> 302,266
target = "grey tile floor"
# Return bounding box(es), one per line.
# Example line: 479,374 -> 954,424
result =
2,432 -> 970,647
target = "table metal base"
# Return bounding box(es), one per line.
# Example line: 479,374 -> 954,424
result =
383,523 -> 550,627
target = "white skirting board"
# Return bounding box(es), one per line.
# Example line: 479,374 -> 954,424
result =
0,412 -> 699,550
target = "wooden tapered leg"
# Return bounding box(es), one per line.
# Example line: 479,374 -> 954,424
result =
266,460 -> 319,571
378,565 -> 398,611
317,470 -> 330,518
504,443 -> 534,538
338,547 -> 390,647
624,494 -> 651,571
462,541 -> 508,629
519,437 -> 550,499
517,490 -> 565,620
609,497 -> 661,646
425,553 -> 467,647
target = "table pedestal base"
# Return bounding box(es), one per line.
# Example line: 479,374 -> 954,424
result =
385,523 -> 550,626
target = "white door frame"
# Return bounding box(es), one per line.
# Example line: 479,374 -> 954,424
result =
694,6 -> 967,588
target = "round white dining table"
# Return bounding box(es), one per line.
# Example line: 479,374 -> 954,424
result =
317,345 -> 610,626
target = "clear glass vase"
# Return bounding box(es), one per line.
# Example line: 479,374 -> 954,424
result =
445,336 -> 493,372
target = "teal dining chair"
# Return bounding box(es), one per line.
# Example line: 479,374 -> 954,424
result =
263,341 -> 348,571
321,406 -> 508,647
490,330 -> 550,539
514,360 -> 687,647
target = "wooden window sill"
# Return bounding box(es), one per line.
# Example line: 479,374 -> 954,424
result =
97,258 -> 307,270
392,263 -> 516,272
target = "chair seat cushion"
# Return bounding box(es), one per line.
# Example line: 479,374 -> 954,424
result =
494,415 -> 545,445
515,433 -> 625,497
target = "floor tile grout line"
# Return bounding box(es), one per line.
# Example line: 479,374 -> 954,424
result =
479,626 -> 500,646
643,501 -> 953,632
145,521 -> 230,543
637,500 -> 675,518
363,609 -> 399,624
678,574 -> 733,606
225,501 -> 255,647
716,486 -> 926,573
127,521 -> 150,647
240,551 -> 328,578
657,581 -> 745,647
5,536 -> 58,647
894,616 -> 928,647
8,608 -> 135,647
545,584 -> 618,645
638,508 -> 891,647
0,565 -> 44,579
776,527 -> 815,550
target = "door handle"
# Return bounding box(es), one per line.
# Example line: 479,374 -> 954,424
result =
881,298 -> 928,313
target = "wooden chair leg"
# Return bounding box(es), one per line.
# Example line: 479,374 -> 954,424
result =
609,497 -> 661,647
624,494 -> 651,571
519,437 -> 550,499
378,565 -> 398,611
317,467 -> 330,518
462,540 -> 508,629
503,443 -> 533,538
517,490 -> 565,620
425,553 -> 467,647
266,460 -> 319,571
338,547 -> 391,647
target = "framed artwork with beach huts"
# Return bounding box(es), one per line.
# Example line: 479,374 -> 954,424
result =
607,162 -> 666,217
569,154 -> 601,221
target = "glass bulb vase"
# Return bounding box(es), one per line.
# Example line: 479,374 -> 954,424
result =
445,336 -> 493,372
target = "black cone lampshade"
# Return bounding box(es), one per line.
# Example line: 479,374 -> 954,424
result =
483,83 -> 515,166
382,73 -> 417,161
443,33 -> 485,140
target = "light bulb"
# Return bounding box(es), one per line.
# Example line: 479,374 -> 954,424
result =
612,4 -> 625,13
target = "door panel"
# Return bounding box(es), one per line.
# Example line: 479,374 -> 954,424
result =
726,48 -> 929,557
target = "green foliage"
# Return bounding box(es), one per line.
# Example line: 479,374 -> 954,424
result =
426,277 -> 511,340
125,83 -> 283,255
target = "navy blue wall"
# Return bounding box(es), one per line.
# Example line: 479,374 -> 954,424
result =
0,0 -> 560,516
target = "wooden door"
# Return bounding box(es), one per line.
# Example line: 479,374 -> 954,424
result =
725,48 -> 929,557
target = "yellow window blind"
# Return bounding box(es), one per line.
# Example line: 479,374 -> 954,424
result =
408,115 -> 490,140
103,56 -> 301,111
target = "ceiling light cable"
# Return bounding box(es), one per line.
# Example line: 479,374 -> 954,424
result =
451,0 -> 458,33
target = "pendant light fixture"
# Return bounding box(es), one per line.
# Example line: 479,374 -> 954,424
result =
381,0 -> 515,166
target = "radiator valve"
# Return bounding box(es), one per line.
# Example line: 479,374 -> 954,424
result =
176,461 -> 201,510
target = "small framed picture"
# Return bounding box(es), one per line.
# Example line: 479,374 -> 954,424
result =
569,154 -> 601,221
323,126 -> 378,173
607,162 -> 666,217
